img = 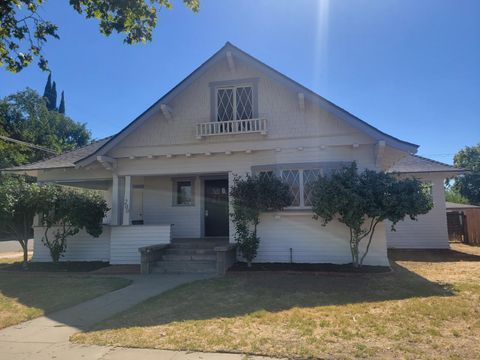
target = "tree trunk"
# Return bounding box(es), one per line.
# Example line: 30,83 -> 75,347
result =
20,239 -> 29,269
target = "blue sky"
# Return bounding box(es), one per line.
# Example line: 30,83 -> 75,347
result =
1,0 -> 479,164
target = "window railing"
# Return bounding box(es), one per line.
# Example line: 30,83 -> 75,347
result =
196,118 -> 267,139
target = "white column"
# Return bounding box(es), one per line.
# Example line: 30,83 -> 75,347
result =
111,174 -> 119,225
122,175 -> 132,226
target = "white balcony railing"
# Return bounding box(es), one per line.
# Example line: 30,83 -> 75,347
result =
196,118 -> 268,139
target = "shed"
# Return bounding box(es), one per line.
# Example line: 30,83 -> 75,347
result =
446,202 -> 480,245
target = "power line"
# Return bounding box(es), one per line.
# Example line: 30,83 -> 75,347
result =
0,135 -> 58,155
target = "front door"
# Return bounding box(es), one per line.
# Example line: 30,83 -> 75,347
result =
204,179 -> 229,237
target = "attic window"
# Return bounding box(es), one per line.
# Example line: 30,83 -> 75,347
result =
216,85 -> 253,121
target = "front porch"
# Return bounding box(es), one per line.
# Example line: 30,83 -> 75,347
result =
32,172 -> 237,273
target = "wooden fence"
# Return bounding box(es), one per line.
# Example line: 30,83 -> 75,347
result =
448,209 -> 480,246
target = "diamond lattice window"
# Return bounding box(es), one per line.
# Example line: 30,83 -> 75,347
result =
216,88 -> 234,122
236,86 -> 253,120
282,170 -> 300,207
303,169 -> 322,206
216,85 -> 253,121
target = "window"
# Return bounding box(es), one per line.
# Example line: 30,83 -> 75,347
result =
173,179 -> 194,206
281,168 -> 322,208
282,169 -> 301,207
303,169 -> 322,206
216,85 -> 253,121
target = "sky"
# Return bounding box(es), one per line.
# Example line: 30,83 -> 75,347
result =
1,0 -> 479,164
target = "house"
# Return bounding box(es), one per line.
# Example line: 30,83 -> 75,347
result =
3,43 -> 463,272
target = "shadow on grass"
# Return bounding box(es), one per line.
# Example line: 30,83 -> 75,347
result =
82,261 -> 454,332
388,248 -> 480,262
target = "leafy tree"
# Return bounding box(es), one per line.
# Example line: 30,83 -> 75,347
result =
230,173 -> 292,266
1,0 -> 199,73
0,88 -> 90,169
36,185 -> 109,262
0,175 -> 40,265
445,186 -> 468,204
453,144 -> 480,205
59,91 -> 65,114
311,163 -> 432,268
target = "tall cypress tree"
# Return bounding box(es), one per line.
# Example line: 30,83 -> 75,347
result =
59,91 -> 65,114
50,81 -> 57,111
43,73 -> 52,109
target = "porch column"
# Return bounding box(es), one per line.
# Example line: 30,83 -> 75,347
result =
122,175 -> 132,226
111,174 -> 119,225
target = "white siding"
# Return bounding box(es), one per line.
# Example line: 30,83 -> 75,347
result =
256,213 -> 389,266
142,177 -> 201,238
32,226 -> 110,262
109,225 -> 171,264
386,173 -> 449,249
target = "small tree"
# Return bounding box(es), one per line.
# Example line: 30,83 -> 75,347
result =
0,175 -> 40,266
230,173 -> 292,266
36,185 -> 109,262
311,163 -> 432,268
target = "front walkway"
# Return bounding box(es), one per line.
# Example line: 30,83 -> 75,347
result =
0,274 -> 272,359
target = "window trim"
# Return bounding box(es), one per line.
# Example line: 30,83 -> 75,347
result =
209,78 -> 259,122
172,177 -> 195,207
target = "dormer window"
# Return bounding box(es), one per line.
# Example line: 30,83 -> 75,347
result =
216,85 -> 253,121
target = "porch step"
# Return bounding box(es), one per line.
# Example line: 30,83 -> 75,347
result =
152,260 -> 217,274
150,238 -> 229,274
164,248 -> 216,256
161,254 -> 216,261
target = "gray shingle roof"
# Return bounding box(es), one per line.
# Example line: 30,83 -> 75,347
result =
388,154 -> 464,174
2,137 -> 112,172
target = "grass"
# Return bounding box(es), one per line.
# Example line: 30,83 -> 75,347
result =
72,243 -> 480,359
0,268 -> 131,329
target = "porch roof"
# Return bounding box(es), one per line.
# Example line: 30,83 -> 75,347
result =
2,137 -> 112,172
388,154 -> 464,174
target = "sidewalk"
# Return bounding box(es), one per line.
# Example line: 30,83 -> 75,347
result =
0,274 -> 272,359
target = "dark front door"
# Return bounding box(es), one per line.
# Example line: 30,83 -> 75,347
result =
204,179 -> 229,237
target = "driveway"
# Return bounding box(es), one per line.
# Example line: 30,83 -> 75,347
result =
0,273 -> 272,359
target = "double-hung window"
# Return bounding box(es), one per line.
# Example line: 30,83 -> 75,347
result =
281,168 -> 323,208
216,85 -> 253,122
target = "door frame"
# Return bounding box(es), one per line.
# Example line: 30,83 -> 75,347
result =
201,175 -> 229,237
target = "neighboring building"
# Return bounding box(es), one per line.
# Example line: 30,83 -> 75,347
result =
3,43 -> 463,270
446,202 -> 480,245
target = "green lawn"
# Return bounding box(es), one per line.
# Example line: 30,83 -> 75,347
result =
72,244 -> 480,359
0,270 -> 131,329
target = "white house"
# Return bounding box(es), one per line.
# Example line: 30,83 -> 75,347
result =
4,43 -> 463,272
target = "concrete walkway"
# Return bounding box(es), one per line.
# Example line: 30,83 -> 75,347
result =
0,274 -> 272,359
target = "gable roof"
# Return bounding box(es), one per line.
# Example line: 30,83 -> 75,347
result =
3,42 -> 420,173
75,42 -> 418,166
2,137 -> 112,172
388,154 -> 464,174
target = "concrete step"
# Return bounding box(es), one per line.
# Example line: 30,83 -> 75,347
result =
161,254 -> 217,261
164,248 -> 216,256
169,242 -> 225,249
152,260 -> 217,274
